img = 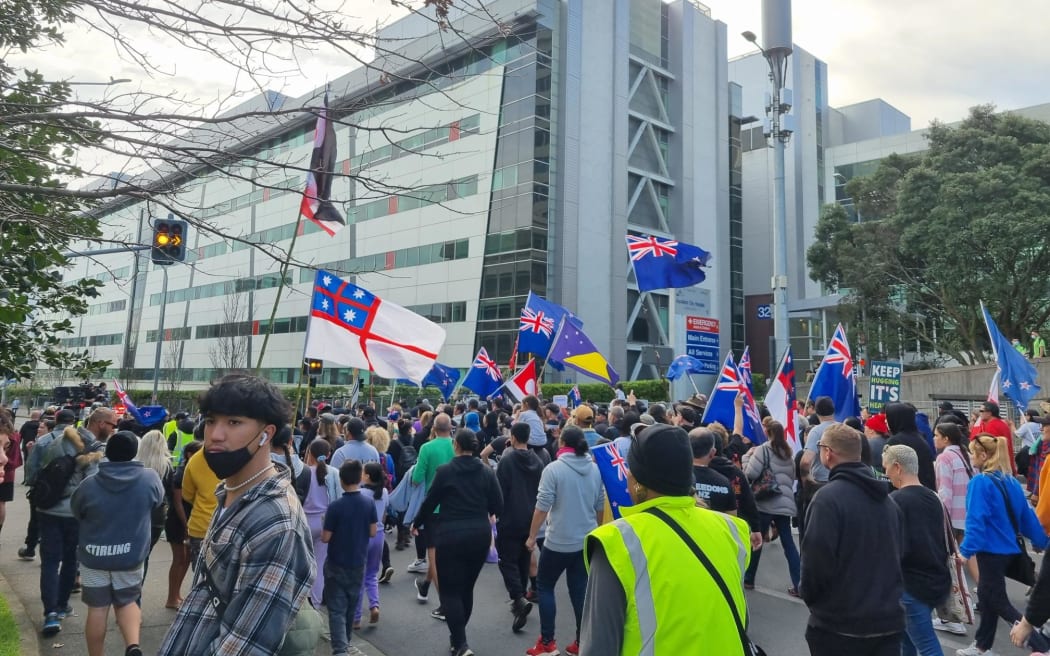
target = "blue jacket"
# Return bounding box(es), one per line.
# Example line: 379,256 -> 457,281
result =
388,464 -> 426,525
960,471 -> 1048,559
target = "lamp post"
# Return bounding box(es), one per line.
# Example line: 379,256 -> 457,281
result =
743,24 -> 792,364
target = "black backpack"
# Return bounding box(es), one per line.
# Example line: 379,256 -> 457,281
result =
30,452 -> 78,510
399,444 -> 418,472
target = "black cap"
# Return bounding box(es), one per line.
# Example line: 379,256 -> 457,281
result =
347,417 -> 366,440
56,409 -> 76,425
105,431 -> 139,462
627,424 -> 694,497
938,401 -> 953,411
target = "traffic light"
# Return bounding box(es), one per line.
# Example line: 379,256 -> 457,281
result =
151,215 -> 188,264
303,358 -> 323,377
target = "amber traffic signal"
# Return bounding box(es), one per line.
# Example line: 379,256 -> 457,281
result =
151,215 -> 188,264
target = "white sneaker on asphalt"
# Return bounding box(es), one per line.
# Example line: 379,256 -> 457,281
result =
955,643 -> 995,656
932,618 -> 967,635
407,558 -> 428,573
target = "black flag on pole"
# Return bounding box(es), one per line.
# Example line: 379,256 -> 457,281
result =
300,92 -> 345,235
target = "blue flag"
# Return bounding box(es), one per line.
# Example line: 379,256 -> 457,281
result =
518,292 -> 578,358
461,348 -> 504,399
567,385 -> 581,408
626,234 -> 711,292
700,353 -> 765,444
808,324 -> 862,421
422,362 -> 461,401
739,347 -> 754,394
592,441 -> 634,519
666,354 -> 706,381
983,304 -> 1041,410
548,323 -> 620,386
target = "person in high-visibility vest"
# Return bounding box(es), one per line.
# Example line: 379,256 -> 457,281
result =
162,413 -> 184,452
579,424 -> 753,655
169,418 -> 197,467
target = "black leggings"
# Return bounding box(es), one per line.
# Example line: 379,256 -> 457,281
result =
436,526 -> 490,650
975,552 -> 1022,650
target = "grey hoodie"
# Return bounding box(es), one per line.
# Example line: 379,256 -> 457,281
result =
535,453 -> 605,552
72,461 -> 164,571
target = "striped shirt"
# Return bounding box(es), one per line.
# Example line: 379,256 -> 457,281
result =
935,445 -> 973,530
158,466 -> 314,656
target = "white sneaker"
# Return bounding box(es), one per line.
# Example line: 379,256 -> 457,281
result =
955,643 -> 996,656
933,618 -> 967,635
407,558 -> 428,573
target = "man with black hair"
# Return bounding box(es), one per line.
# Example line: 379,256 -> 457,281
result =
331,417 -> 380,467
159,374 -> 316,656
497,422 -> 544,633
798,396 -> 836,539
689,429 -> 736,513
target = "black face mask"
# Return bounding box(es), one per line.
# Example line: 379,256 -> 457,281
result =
204,433 -> 266,480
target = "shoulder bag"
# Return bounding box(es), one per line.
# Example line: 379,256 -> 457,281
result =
748,446 -> 781,501
199,548 -> 322,656
989,474 -> 1036,586
645,507 -> 766,656
939,501 -> 974,624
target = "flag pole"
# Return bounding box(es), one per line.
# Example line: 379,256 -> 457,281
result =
980,301 -> 999,360
687,373 -> 701,396
536,315 -> 567,387
805,326 -> 838,403
255,214 -> 305,373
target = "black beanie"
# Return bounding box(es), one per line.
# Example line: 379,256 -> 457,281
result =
627,424 -> 694,497
106,430 -> 139,463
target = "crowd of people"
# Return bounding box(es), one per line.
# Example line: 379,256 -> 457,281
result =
5,378 -> 1050,655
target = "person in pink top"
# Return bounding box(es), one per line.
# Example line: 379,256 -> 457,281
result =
934,423 -> 974,537
934,420 -> 978,634
302,439 -> 341,607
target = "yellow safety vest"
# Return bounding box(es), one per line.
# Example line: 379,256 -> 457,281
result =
162,419 -> 178,443
585,495 -> 751,656
171,430 -> 195,466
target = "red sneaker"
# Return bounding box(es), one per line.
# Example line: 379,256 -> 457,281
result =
525,637 -> 560,656
565,641 -> 579,655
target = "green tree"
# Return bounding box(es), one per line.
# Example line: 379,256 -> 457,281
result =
808,105 -> 1050,364
1,0 -> 509,384
0,11 -> 110,380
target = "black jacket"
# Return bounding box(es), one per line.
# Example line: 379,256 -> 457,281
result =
885,402 -> 937,490
710,456 -> 760,531
800,462 -> 904,636
414,455 -> 503,539
496,447 -> 544,537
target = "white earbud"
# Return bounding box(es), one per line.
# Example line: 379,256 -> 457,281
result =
259,432 -> 269,446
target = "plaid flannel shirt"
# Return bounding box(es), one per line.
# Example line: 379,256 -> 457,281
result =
158,466 -> 315,656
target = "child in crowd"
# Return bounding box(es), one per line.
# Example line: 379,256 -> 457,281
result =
322,460 -> 378,656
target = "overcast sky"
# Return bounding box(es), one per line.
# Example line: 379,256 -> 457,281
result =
17,0 -> 1049,131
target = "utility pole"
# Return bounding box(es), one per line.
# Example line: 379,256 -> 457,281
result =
744,0 -> 794,363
